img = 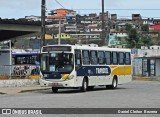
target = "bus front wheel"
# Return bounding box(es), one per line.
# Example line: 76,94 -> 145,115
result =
80,78 -> 88,92
52,87 -> 58,93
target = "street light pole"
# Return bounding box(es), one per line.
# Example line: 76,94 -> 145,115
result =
41,0 -> 46,47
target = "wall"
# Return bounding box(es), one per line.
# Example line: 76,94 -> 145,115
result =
132,59 -> 143,76
0,50 -> 10,65
0,79 -> 39,87
156,59 -> 160,76
136,49 -> 160,58
0,50 -> 10,76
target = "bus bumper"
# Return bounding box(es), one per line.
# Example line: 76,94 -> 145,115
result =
39,78 -> 75,87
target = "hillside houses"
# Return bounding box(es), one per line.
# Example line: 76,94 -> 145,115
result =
12,8 -> 160,48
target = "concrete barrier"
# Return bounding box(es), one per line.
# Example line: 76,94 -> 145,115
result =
0,79 -> 39,87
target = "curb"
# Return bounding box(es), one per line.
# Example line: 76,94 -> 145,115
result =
0,87 -> 51,95
133,77 -> 160,81
19,87 -> 51,93
133,78 -> 152,81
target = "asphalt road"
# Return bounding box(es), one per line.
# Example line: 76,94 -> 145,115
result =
0,81 -> 160,116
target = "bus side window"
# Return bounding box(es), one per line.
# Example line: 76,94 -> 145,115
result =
113,52 -> 118,65
119,52 -> 124,65
82,50 -> 90,65
90,50 -> 98,65
105,51 -> 111,65
75,50 -> 81,65
98,51 -> 105,64
125,52 -> 131,65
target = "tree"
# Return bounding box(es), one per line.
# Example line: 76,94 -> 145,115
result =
127,28 -> 139,48
141,24 -> 149,32
125,23 -> 132,32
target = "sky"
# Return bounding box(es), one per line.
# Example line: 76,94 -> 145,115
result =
0,0 -> 160,19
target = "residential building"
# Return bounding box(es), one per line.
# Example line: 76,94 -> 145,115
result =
111,14 -> 117,21
150,24 -> 160,30
25,15 -> 41,21
53,33 -> 71,39
132,46 -> 160,77
108,33 -> 128,47
47,9 -> 75,21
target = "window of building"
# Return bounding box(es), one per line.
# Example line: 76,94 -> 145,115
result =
105,51 -> 112,65
90,50 -> 97,65
82,50 -> 90,65
98,51 -> 105,64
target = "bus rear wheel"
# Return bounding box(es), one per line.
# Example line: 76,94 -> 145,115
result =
112,77 -> 118,89
106,77 -> 118,89
52,87 -> 58,93
80,78 -> 88,92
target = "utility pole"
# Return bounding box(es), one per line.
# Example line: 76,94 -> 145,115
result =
101,0 -> 106,46
58,20 -> 61,45
41,0 -> 46,46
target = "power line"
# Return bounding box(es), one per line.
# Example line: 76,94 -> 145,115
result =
46,7 -> 160,11
55,0 -> 65,9
73,8 -> 160,11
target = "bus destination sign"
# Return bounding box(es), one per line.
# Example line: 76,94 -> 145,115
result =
43,46 -> 71,52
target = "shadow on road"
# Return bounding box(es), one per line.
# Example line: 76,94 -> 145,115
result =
34,86 -> 128,94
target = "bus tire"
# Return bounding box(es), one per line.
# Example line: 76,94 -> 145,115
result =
80,78 -> 88,92
111,76 -> 118,89
106,76 -> 118,89
52,87 -> 58,93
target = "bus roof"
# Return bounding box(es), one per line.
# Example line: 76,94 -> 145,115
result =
42,44 -> 131,52
12,53 -> 39,56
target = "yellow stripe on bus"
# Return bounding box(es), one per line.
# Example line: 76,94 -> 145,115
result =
111,66 -> 132,76
110,66 -> 118,68
61,74 -> 69,81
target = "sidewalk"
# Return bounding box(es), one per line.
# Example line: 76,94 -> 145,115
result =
0,85 -> 51,94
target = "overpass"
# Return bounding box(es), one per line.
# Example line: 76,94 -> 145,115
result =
0,18 -> 59,42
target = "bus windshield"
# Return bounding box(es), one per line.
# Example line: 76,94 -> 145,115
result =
40,52 -> 74,73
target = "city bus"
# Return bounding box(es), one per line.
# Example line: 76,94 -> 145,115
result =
12,52 -> 40,77
0,49 -> 40,78
39,44 -> 132,93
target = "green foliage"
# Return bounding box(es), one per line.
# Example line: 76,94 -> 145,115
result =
141,24 -> 149,32
125,23 -> 133,33
126,28 -> 139,48
140,36 -> 151,46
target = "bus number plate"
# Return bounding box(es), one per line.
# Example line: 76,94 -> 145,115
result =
53,83 -> 59,86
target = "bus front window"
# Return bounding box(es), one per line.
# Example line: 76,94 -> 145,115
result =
41,53 -> 73,73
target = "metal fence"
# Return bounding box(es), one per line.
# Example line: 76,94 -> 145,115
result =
0,65 -> 40,79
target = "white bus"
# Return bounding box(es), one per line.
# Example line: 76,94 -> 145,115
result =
39,44 -> 132,93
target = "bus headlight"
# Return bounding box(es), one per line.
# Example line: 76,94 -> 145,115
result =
68,75 -> 74,80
